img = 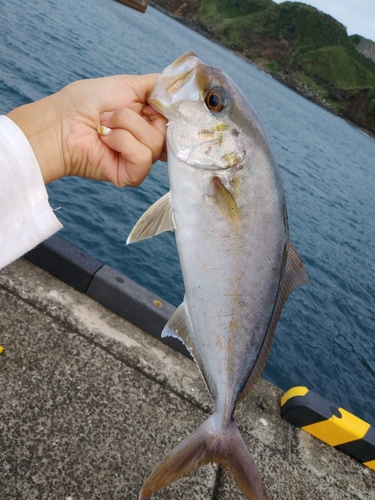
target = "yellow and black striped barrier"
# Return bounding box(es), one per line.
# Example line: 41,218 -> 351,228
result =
280,386 -> 375,470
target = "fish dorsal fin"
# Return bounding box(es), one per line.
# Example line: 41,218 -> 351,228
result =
282,240 -> 310,294
126,192 -> 176,244
212,176 -> 242,226
162,301 -> 214,399
237,240 -> 310,403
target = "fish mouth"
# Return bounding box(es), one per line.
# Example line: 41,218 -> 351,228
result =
147,51 -> 200,118
161,51 -> 197,94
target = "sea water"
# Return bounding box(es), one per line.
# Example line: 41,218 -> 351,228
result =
1,0 -> 375,423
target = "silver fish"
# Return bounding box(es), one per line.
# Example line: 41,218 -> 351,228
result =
127,52 -> 309,500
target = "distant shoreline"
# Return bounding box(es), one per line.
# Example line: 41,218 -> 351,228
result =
149,2 -> 375,140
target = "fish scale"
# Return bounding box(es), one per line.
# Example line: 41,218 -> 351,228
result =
127,51 -> 310,500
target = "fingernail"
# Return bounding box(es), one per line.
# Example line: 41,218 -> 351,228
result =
142,104 -> 159,116
141,105 -> 153,116
100,111 -> 114,122
97,125 -> 112,136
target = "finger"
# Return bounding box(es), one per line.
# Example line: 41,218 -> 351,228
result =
141,104 -> 161,117
101,108 -> 165,163
101,74 -> 159,110
99,128 -> 154,187
148,114 -> 168,161
126,73 -> 159,102
99,111 -> 167,161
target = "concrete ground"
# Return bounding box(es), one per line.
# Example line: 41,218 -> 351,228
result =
1,257 -> 374,500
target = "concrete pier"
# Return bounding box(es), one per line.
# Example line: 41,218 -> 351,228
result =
1,257 -> 374,499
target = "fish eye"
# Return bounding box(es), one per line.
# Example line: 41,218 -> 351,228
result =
205,88 -> 226,112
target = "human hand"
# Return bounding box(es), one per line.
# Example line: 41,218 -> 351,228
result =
7,74 -> 167,186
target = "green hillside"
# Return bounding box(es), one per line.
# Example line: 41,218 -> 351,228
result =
197,0 -> 273,23
212,1 -> 348,52
152,0 -> 375,134
297,46 -> 375,90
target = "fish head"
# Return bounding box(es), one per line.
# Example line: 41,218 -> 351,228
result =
148,51 -> 260,171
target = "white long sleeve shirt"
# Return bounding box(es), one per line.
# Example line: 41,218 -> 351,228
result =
0,115 -> 62,269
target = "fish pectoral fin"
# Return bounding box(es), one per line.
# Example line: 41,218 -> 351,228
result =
211,176 -> 241,226
238,240 -> 309,404
126,192 -> 176,244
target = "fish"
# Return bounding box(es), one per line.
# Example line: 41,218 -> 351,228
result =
127,51 -> 310,500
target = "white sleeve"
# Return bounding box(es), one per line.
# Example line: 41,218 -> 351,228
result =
0,115 -> 63,269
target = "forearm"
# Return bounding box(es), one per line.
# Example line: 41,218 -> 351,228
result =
6,94 -> 66,184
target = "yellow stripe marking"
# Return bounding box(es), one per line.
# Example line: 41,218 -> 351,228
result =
363,459 -> 375,471
280,386 -> 309,407
302,408 -> 371,447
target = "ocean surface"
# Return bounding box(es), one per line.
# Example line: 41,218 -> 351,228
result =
1,0 -> 375,423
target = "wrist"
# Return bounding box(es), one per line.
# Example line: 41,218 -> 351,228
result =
6,95 -> 66,184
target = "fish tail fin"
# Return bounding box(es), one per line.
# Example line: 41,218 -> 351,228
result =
217,419 -> 269,500
139,415 -> 268,500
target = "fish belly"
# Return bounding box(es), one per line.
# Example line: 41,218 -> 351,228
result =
169,156 -> 286,412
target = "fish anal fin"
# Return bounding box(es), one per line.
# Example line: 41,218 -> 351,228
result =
162,302 -> 215,400
161,301 -> 192,349
139,415 -> 268,500
212,176 -> 241,226
126,192 -> 176,244
238,240 -> 309,402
